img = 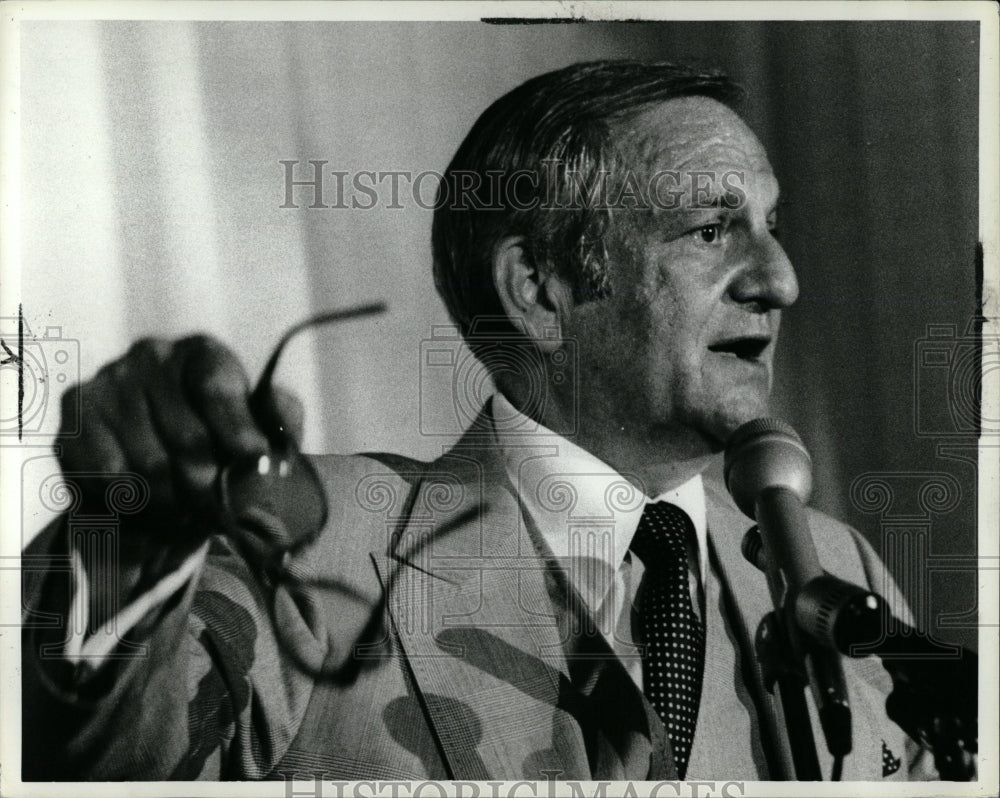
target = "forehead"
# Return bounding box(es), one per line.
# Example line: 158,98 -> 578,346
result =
617,96 -> 773,176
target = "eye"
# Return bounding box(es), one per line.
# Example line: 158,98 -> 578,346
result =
693,224 -> 723,244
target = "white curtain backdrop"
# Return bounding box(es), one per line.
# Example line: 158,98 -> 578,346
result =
18,21 -> 646,536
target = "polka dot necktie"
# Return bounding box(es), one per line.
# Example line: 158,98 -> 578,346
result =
630,501 -> 705,779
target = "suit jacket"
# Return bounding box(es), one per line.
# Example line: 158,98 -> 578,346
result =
22,406 -> 922,782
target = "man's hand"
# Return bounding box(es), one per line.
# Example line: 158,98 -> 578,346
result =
55,335 -> 302,629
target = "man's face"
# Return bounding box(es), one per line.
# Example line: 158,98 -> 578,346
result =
558,96 -> 799,461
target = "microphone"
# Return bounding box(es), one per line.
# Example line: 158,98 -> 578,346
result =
742,525 -> 886,655
724,418 -> 852,758
724,418 -> 818,594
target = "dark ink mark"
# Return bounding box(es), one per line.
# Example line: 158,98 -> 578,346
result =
0,303 -> 24,439
974,242 -> 984,438
481,18 -> 589,25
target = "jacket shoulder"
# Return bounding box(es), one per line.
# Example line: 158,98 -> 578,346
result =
703,476 -> 909,621
307,451 -> 429,555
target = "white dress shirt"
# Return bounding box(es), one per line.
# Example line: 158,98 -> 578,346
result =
491,391 -> 708,690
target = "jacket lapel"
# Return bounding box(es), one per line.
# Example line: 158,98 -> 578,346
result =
517,507 -> 663,781
703,481 -> 796,779
373,407 -> 592,780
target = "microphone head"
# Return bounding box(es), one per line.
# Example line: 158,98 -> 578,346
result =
724,417 -> 813,518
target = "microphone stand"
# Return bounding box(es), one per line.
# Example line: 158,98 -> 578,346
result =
725,417 -> 976,781
748,528 -> 978,780
803,583 -> 978,780
754,597 -> 824,779
749,508 -> 849,780
879,641 -> 978,780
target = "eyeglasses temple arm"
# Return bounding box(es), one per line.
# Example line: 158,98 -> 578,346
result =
249,302 -> 389,452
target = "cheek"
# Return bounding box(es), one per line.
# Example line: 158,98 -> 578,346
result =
639,292 -> 703,370
569,299 -> 651,392
621,302 -> 698,410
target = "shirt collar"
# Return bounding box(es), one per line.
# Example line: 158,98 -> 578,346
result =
491,391 -> 708,614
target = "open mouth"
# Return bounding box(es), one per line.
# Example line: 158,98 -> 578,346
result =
707,336 -> 771,362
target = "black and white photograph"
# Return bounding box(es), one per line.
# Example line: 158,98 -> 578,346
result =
1,2 -> 996,796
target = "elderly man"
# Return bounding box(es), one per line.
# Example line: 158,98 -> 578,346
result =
23,60 -> 925,782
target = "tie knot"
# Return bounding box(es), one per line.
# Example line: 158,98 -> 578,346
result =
630,501 -> 692,567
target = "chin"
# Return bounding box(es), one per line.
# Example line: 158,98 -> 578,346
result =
702,398 -> 771,448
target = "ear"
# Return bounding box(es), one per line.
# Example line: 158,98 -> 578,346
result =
493,236 -> 574,352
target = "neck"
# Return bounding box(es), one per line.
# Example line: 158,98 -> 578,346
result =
566,418 -> 715,497
499,384 -> 715,497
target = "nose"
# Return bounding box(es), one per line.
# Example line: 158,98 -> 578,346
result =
730,232 -> 799,310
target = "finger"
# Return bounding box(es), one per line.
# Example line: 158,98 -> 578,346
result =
269,385 -> 305,446
81,355 -> 178,513
57,377 -> 169,519
103,343 -> 219,536
57,384 -> 128,477
130,339 -> 219,497
173,335 -> 268,459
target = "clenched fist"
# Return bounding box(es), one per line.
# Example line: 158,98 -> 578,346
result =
55,334 -> 302,627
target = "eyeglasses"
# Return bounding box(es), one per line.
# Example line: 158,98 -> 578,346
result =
217,302 -> 387,680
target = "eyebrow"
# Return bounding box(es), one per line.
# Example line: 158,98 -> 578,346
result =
707,190 -> 787,213
646,179 -> 784,221
689,194 -> 743,210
